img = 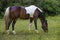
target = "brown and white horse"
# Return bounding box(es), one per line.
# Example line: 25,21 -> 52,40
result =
4,5 -> 48,34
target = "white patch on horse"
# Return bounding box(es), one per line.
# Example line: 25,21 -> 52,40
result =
25,5 -> 37,17
4,7 -> 10,16
25,5 -> 43,17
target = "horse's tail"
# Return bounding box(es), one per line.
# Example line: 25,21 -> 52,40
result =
4,7 -> 11,30
4,7 -> 10,17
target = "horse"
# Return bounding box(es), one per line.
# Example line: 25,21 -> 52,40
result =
4,5 -> 48,34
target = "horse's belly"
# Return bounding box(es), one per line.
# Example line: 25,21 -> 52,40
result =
20,12 -> 29,19
20,15 -> 29,19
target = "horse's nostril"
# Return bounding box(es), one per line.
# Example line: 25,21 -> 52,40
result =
42,26 -> 48,33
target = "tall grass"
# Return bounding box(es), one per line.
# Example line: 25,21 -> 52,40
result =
0,16 -> 60,40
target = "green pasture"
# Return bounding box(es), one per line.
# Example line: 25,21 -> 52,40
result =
0,16 -> 60,40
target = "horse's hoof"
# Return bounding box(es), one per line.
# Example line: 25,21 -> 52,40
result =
12,31 -> 16,34
35,30 -> 39,33
44,30 -> 48,33
6,30 -> 9,34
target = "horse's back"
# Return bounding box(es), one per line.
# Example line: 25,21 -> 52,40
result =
10,6 -> 29,19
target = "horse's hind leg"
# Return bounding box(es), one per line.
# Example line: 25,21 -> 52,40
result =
12,19 -> 16,34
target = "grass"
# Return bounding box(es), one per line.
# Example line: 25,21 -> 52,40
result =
0,15 -> 60,40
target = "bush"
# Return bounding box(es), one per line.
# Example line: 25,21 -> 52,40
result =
44,0 -> 60,16
0,0 -> 60,18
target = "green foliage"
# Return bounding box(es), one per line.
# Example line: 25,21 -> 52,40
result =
44,0 -> 60,15
0,0 -> 60,18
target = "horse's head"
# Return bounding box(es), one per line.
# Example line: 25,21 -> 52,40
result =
42,20 -> 48,33
38,9 -> 48,33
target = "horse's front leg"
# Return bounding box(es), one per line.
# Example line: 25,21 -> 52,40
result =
12,19 -> 16,34
34,18 -> 39,33
29,17 -> 33,31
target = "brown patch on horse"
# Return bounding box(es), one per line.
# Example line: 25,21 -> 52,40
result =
19,7 -> 29,19
9,6 -> 29,19
9,6 -> 21,19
